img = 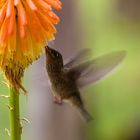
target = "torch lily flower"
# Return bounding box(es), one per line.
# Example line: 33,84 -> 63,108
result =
0,0 -> 62,90
0,1 -> 61,140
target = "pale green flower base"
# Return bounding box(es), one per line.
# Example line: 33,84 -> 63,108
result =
9,87 -> 21,140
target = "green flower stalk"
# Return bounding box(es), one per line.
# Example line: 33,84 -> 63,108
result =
0,0 -> 62,140
9,87 -> 21,140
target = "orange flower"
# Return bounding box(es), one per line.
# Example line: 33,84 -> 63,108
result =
0,0 -> 62,91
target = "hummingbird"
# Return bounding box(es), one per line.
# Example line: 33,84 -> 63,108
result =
45,46 -> 126,122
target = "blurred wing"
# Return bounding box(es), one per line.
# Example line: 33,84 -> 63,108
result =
67,51 -> 126,88
64,48 -> 92,68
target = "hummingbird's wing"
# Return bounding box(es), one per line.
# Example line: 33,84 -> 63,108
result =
66,51 -> 126,88
64,48 -> 92,68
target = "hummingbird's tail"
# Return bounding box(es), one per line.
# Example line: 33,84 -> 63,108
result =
69,94 -> 93,122
77,107 -> 93,122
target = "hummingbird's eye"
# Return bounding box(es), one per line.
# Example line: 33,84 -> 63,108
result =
56,53 -> 59,57
51,51 -> 59,58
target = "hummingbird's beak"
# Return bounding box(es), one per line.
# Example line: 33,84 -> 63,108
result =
45,46 -> 50,54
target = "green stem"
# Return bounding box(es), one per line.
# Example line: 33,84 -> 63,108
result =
9,86 -> 21,140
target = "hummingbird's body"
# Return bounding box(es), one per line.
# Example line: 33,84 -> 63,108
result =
45,46 -> 93,121
46,52 -> 77,99
45,46 -> 126,122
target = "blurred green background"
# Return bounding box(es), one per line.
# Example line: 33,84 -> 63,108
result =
0,0 -> 140,140
79,0 -> 140,140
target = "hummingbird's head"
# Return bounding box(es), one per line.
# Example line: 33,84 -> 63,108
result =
45,46 -> 63,68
